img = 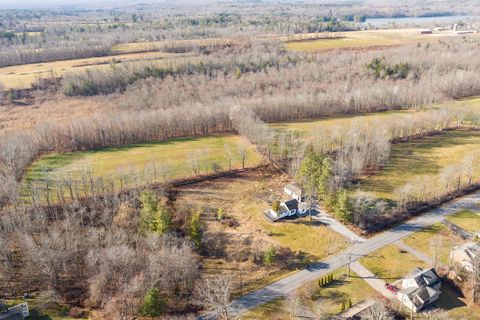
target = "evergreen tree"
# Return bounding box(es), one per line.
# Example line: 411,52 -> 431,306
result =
347,298 -> 352,308
340,302 -> 345,311
139,190 -> 172,235
189,209 -> 203,250
139,190 -> 158,234
140,288 -> 166,317
263,245 -> 277,265
155,203 -> 172,234
333,189 -> 353,222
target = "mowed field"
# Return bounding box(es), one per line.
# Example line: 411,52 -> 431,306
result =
27,135 -> 263,188
285,29 -> 480,52
0,51 -> 192,89
358,130 -> 480,200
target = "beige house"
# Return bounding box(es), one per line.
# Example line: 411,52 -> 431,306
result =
397,268 -> 441,312
450,242 -> 480,272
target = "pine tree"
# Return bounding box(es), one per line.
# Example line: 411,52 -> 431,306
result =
189,209 -> 203,250
263,245 -> 277,265
347,298 -> 352,308
141,288 -> 166,317
155,203 -> 172,234
334,189 -> 353,222
139,190 -> 172,235
139,190 -> 158,234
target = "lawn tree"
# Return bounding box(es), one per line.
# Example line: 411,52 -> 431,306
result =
237,142 -> 247,169
158,162 -> 172,185
367,301 -> 394,320
194,275 -> 233,320
431,235 -> 443,269
224,144 -> 234,171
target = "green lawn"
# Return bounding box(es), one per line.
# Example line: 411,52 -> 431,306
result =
403,223 -> 465,266
446,209 -> 480,234
312,268 -> 377,315
360,244 -> 427,282
358,130 -> 480,200
26,135 -> 263,199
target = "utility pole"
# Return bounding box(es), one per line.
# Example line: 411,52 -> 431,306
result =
347,253 -> 351,278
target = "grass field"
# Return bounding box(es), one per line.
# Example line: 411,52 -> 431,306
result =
27,135 -> 262,190
358,130 -> 480,200
269,97 -> 480,139
0,51 -> 191,89
360,244 -> 427,282
446,209 -> 480,234
403,223 -> 465,266
269,109 -> 415,138
285,29 -> 480,52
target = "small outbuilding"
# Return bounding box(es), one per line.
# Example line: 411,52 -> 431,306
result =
284,183 -> 304,202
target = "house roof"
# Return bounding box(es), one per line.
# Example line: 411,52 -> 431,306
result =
282,199 -> 299,211
411,286 -> 440,307
407,267 -> 440,288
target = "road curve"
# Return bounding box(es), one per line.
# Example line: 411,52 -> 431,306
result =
221,191 -> 480,318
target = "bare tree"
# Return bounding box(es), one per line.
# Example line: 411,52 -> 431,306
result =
367,301 -> 394,320
194,275 -> 233,320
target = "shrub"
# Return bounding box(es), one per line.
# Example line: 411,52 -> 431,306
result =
217,207 -> 225,221
271,200 -> 281,213
140,288 -> 166,317
263,245 -> 277,265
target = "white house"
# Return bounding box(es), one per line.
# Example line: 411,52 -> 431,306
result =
284,183 -> 304,202
264,199 -> 307,222
450,242 -> 480,272
397,268 -> 441,312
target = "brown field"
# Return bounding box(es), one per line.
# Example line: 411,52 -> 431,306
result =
0,51 -> 191,89
0,95 -> 114,135
285,29 -> 480,52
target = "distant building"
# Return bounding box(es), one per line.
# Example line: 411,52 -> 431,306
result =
417,29 -> 433,34
283,183 -> 304,202
450,242 -> 480,272
397,268 -> 441,312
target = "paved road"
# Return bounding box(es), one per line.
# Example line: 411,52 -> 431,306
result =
313,208 -> 366,243
222,191 -> 480,318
